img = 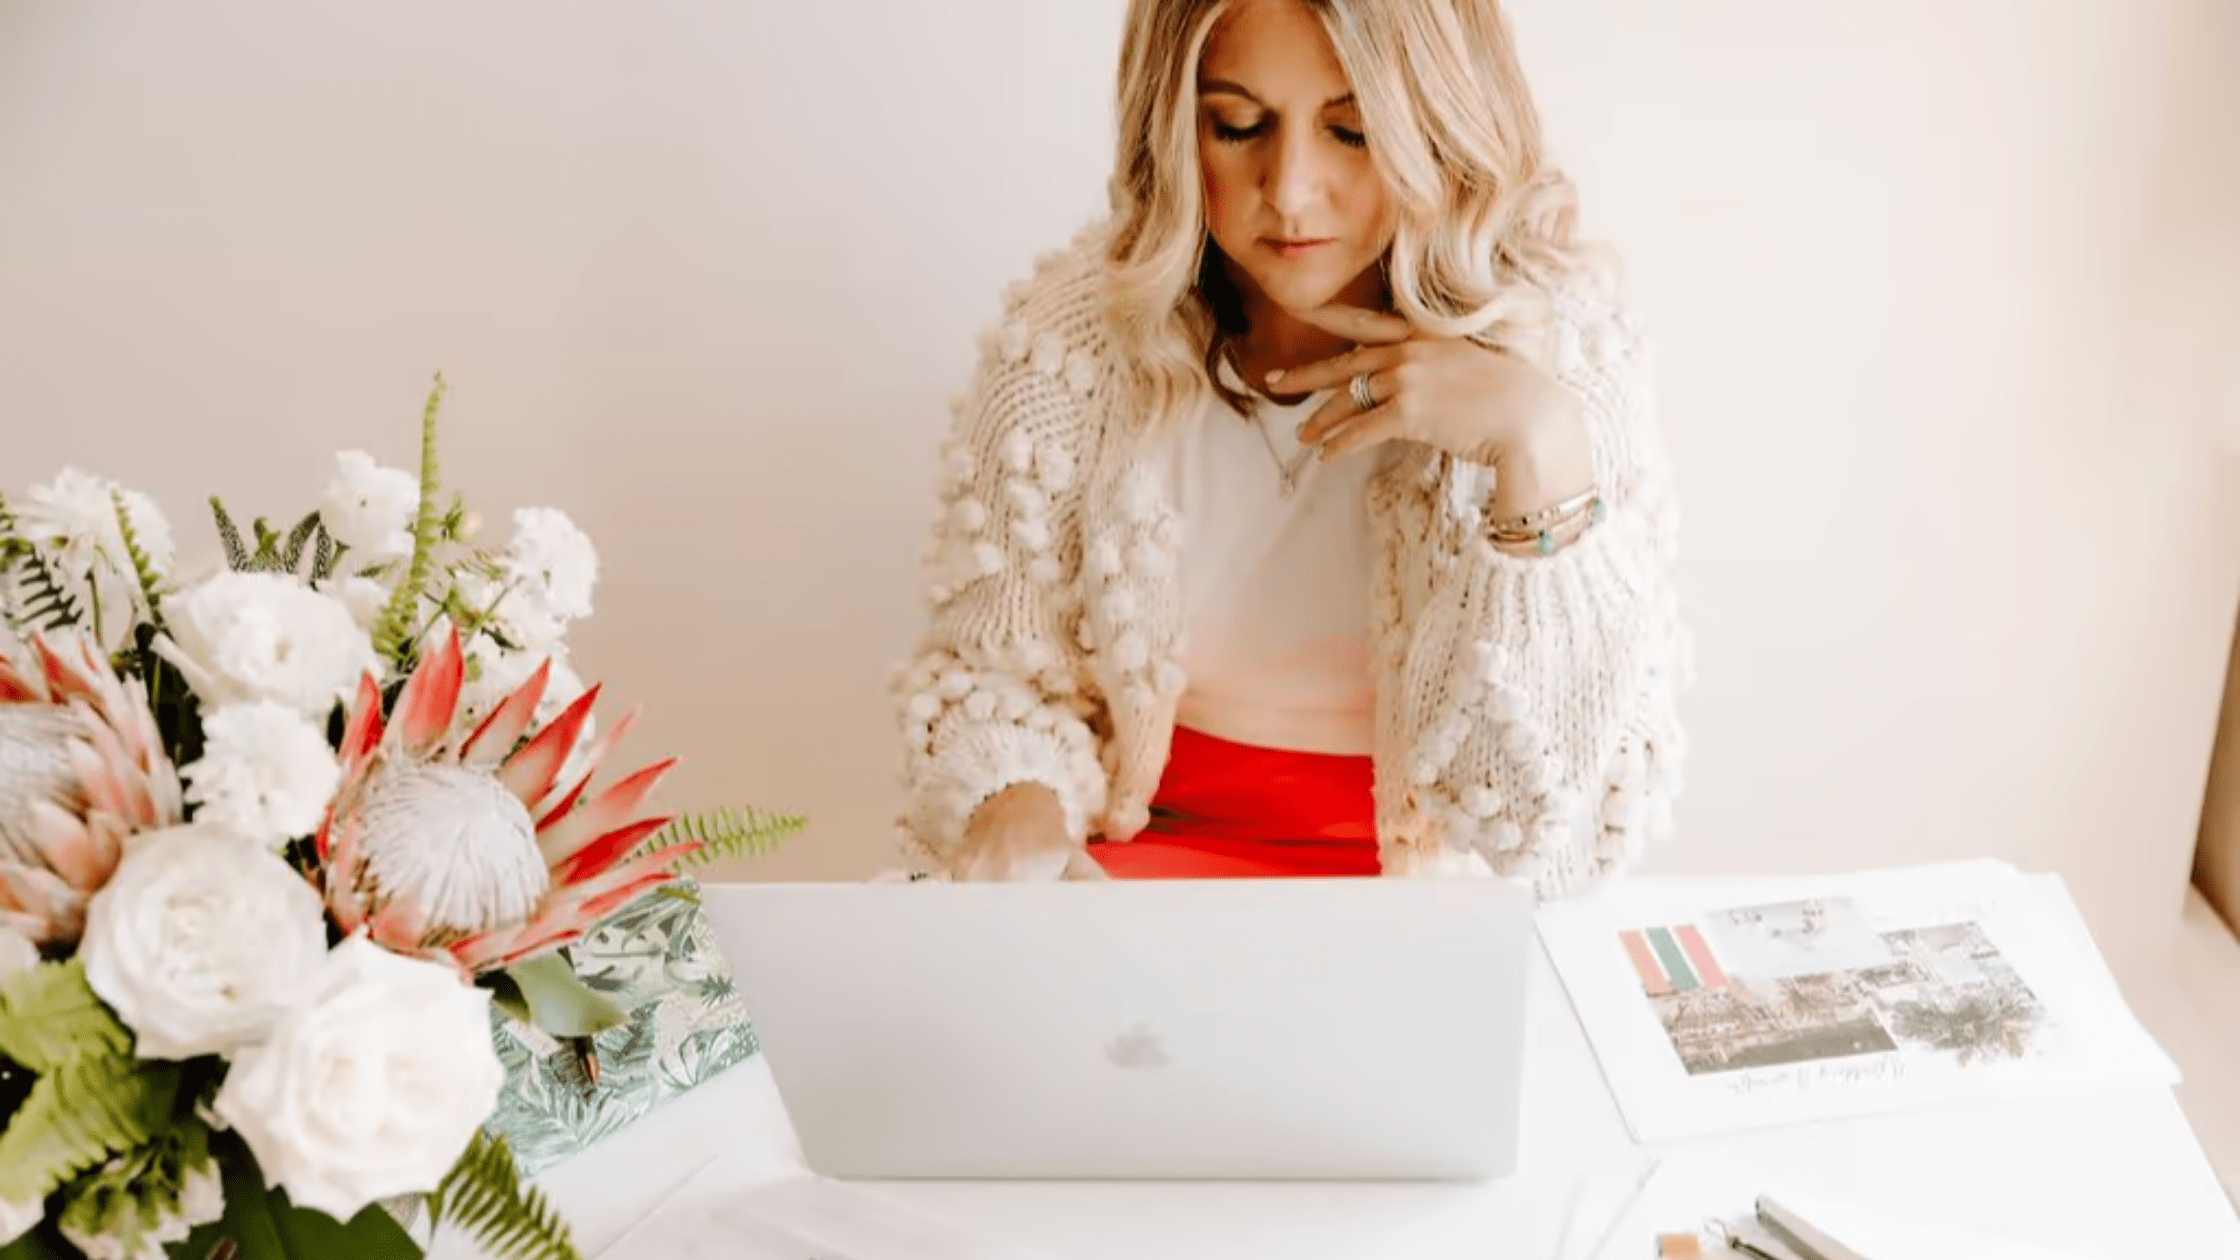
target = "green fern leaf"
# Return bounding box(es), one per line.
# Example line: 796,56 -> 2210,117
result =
645,806 -> 805,869
8,547 -> 85,633
0,491 -> 86,634
280,511 -> 322,575
0,1051 -> 180,1203
0,959 -> 130,1074
109,490 -> 169,633
373,374 -> 450,664
208,497 -> 251,571
54,1116 -> 214,1256
426,1130 -> 583,1260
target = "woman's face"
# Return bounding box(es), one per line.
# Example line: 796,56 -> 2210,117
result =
1197,0 -> 1394,318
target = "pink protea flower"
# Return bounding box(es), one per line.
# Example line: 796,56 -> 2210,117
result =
0,628 -> 184,943
318,626 -> 697,973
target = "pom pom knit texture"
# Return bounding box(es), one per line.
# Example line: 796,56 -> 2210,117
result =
893,225 -> 1688,901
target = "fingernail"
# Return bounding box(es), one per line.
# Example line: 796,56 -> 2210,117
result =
1265,369 -> 1285,384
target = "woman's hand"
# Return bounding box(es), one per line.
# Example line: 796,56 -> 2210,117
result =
1269,304 -> 1595,520
946,783 -> 1107,882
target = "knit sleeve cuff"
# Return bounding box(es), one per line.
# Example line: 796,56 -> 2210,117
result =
904,719 -> 1105,862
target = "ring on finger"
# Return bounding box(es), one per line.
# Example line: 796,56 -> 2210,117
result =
1349,371 -> 1379,411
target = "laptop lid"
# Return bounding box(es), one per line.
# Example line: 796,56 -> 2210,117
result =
700,877 -> 1533,1181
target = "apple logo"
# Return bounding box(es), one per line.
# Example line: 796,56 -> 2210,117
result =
1105,1022 -> 1171,1072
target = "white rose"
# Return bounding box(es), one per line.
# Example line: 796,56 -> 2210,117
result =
182,701 -> 344,846
319,451 -> 419,565
155,571 -> 379,718
214,935 -> 503,1221
81,824 -> 329,1060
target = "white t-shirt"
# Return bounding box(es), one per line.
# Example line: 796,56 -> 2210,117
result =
1173,373 -> 1378,757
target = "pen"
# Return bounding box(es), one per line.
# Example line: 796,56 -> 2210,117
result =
1708,1220 -> 1790,1260
1755,1196 -> 1871,1260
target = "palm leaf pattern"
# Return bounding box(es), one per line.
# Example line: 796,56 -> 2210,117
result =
481,880 -> 760,1176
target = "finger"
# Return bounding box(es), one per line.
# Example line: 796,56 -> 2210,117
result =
1292,303 -> 1414,345
1296,389 -> 1356,449
1266,341 -> 1405,396
1297,367 -> 1395,447
1314,401 -> 1407,462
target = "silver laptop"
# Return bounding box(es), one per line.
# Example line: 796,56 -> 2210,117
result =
698,877 -> 1534,1181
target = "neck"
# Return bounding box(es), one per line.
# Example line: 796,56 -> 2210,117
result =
1226,259 -> 1388,380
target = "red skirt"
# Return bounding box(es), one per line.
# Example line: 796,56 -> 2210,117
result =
1089,726 -> 1380,879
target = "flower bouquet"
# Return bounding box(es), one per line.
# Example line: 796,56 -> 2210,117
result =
0,378 -> 799,1260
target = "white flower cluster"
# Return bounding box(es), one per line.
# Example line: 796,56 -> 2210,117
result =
70,825 -> 503,1228
0,447 -> 603,1254
8,467 -> 175,649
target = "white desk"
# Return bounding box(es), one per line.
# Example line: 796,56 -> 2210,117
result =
492,940 -> 2240,1259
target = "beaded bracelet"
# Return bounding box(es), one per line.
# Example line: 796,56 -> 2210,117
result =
1489,488 -> 1604,555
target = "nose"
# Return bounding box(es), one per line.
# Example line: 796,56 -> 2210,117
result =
1263,123 -> 1326,221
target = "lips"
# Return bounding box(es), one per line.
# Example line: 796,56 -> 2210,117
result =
1265,237 -> 1336,259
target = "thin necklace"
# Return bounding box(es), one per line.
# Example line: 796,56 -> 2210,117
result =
1253,410 -> 1314,499
1223,351 -> 1315,498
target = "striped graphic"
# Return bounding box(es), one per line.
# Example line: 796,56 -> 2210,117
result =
1620,924 -> 1730,996
1676,925 -> 1729,989
1620,929 -> 1671,996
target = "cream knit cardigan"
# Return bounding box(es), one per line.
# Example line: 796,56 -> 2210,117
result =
892,224 -> 1688,900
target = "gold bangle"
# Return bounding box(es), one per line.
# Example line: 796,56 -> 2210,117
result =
1489,486 -> 1599,535
1489,495 -> 1604,555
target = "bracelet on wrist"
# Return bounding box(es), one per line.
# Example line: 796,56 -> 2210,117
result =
1488,488 -> 1604,556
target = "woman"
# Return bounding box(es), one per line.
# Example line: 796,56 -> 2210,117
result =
892,0 -> 1686,899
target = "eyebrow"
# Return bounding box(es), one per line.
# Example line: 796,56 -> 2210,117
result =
1198,78 -> 1356,109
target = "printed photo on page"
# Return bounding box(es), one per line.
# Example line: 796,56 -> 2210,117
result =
1537,861 -> 2177,1142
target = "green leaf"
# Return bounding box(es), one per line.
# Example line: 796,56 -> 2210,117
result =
3,540 -> 85,634
174,1130 -> 425,1260
0,1050 -> 180,1203
309,526 -> 343,584
644,806 -> 805,870
208,497 -> 251,572
57,1119 -> 213,1258
247,519 -> 285,574
0,958 -> 132,1073
482,970 -> 533,1027
491,956 -> 627,1038
110,489 -> 170,633
373,375 -> 450,665
0,486 -> 84,632
425,1131 -> 581,1260
278,512 -> 321,576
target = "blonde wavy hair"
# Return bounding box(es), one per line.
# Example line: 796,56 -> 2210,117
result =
1105,0 -> 1606,432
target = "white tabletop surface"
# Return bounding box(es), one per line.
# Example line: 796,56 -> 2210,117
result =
482,937 -> 2240,1260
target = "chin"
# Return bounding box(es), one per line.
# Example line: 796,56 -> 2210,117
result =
1243,264 -> 1351,316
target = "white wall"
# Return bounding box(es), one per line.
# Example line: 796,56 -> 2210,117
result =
2,1 -> 2235,979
